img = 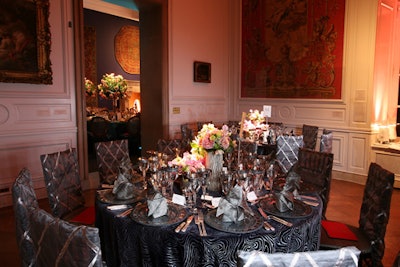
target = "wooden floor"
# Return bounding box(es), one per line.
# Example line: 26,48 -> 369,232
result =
1,179 -> 399,266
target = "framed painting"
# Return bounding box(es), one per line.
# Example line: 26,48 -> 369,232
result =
241,0 -> 345,99
0,0 -> 52,84
194,61 -> 211,83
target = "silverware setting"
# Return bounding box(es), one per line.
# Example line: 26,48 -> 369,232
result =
198,211 -> 207,236
175,221 -> 186,233
258,207 -> 293,227
117,208 -> 133,217
181,215 -> 194,232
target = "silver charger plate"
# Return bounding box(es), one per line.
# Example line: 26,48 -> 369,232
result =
204,209 -> 263,234
259,198 -> 312,219
130,202 -> 188,226
97,189 -> 145,205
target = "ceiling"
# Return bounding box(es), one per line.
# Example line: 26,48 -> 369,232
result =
83,0 -> 139,21
103,0 -> 138,11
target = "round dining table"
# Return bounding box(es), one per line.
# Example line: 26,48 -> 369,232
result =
95,190 -> 322,267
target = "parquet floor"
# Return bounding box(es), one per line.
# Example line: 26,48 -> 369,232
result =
0,179 -> 398,266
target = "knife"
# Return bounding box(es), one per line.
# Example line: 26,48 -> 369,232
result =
175,221 -> 186,233
181,215 -> 194,232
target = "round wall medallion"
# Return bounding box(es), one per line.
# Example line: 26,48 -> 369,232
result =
114,25 -> 140,74
0,105 -> 10,125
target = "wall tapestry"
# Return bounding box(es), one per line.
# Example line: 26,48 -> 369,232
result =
0,0 -> 52,84
114,25 -> 140,74
241,0 -> 345,99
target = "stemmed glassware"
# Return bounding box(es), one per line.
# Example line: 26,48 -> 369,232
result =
138,157 -> 149,189
224,151 -> 234,171
220,170 -> 235,196
265,162 -> 277,195
197,168 -> 211,200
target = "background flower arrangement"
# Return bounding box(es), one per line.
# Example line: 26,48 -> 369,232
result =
85,77 -> 97,97
242,109 -> 268,132
97,73 -> 128,99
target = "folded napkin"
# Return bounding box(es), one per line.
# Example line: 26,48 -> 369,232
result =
112,159 -> 135,200
147,192 -> 168,218
274,167 -> 300,212
274,191 -> 294,212
216,185 -> 253,223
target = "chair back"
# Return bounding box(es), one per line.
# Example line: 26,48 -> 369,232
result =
237,246 -> 360,267
296,148 -> 334,219
276,135 -> 303,173
12,168 -> 38,267
87,116 -> 110,140
40,148 -> 85,218
127,114 -> 141,136
95,139 -> 130,184
302,124 -> 319,150
359,162 -> 394,266
157,139 -> 183,158
30,208 -> 103,267
320,129 -> 333,153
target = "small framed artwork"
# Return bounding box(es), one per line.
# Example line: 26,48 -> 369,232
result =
0,0 -> 52,84
193,61 -> 211,83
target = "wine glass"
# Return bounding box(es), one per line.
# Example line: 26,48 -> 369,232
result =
224,151 -> 234,171
197,168 -> 211,200
220,170 -> 235,196
265,162 -> 277,195
138,157 -> 149,189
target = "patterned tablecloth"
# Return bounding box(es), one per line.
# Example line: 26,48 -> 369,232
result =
96,193 -> 322,267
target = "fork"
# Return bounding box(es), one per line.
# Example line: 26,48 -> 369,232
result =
197,210 -> 207,236
194,214 -> 204,236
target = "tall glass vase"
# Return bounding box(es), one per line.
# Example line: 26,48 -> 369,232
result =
205,151 -> 223,193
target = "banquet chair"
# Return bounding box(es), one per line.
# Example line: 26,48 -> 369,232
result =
180,123 -> 196,150
276,135 -> 304,173
320,129 -> 333,153
320,162 -> 394,267
296,147 -> 334,219
302,124 -> 319,150
237,246 -> 361,267
126,114 -> 141,157
40,148 -> 95,225
29,208 -> 103,267
95,139 -> 130,185
157,138 -> 184,159
12,168 -> 39,267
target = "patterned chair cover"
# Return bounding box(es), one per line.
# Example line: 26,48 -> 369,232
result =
237,246 -> 361,267
320,129 -> 333,153
302,124 -> 319,150
296,148 -> 334,219
358,162 -> 394,267
30,208 -> 103,267
126,114 -> 141,157
95,139 -> 130,185
276,135 -> 304,173
12,168 -> 38,267
320,162 -> 394,267
157,139 -> 184,158
40,148 -> 94,225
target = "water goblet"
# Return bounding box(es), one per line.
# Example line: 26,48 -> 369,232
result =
224,151 -> 234,171
197,168 -> 211,200
265,162 -> 277,195
220,170 -> 235,196
138,157 -> 149,189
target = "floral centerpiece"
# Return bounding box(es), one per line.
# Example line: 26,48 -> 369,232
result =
97,73 -> 128,99
169,152 -> 205,173
190,123 -> 235,157
85,77 -> 97,97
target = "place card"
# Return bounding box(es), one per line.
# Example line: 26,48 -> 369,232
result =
201,195 -> 213,201
172,193 -> 186,206
247,191 -> 258,202
211,197 -> 221,208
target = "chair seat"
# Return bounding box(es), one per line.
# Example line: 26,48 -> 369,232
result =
64,206 -> 96,226
320,221 -> 371,254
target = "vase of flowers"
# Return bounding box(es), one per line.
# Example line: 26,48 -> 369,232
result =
97,73 -> 128,112
191,124 -> 235,193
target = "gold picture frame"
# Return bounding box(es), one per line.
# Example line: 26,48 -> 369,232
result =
193,61 -> 211,83
0,0 -> 52,84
